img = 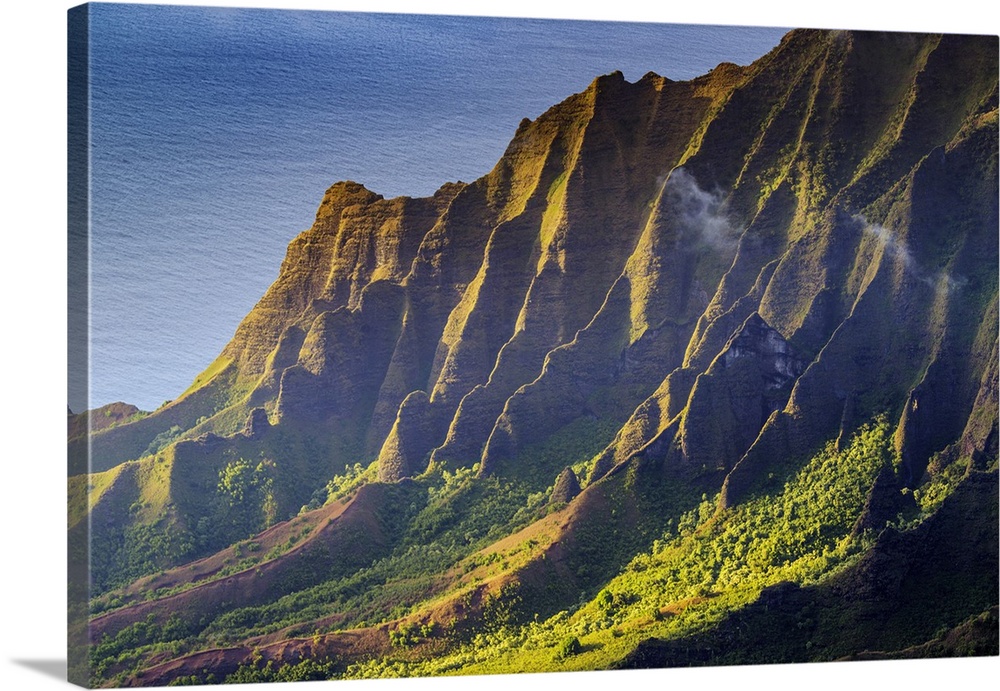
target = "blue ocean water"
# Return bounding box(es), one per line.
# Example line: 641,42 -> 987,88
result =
84,3 -> 787,412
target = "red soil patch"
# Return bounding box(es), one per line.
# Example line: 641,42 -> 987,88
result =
91,484 -> 390,643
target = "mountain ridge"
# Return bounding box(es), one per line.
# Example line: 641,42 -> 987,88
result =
70,28 -> 998,686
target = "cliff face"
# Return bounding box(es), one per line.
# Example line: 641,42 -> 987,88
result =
84,24 -> 998,551
83,56 -> 753,481
73,28 -> 998,685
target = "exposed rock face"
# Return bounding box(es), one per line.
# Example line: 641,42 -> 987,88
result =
551,467 -> 582,504
241,407 -> 270,440
679,313 -> 806,472
377,390 -> 436,482
962,338 -> 1000,470
851,464 -> 917,537
74,28 -> 1000,686
718,313 -> 804,390
227,181 -> 461,379
80,29 -> 998,605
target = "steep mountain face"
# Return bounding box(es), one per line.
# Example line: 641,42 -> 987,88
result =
71,29 -> 998,687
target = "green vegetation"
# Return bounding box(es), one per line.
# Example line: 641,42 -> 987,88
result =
192,467 -> 548,645
176,418 -> 920,685
341,418 -> 899,678
223,650 -> 339,684
214,458 -> 278,537
506,415 -> 621,490
324,461 -> 377,504
554,635 -> 582,660
84,404 -> 995,684
390,622 -> 437,648
143,425 -> 182,457
299,460 -> 379,519
89,614 -> 195,685
914,454 -> 970,515
74,27 -> 998,687
84,463 -> 556,686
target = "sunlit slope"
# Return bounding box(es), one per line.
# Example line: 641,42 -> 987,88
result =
74,29 -> 998,687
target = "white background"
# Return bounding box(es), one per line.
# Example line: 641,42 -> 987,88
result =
1,1 -> 997,690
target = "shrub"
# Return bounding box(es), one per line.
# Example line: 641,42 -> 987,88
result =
554,635 -> 582,660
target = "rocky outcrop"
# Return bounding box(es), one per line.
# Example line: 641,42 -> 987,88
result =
241,407 -> 270,440
851,465 -> 917,537
961,338 -> 999,470
717,313 -> 804,389
433,68 -> 748,475
550,467 -> 582,504
677,313 -> 804,473
377,391 -> 436,482
79,30 -> 998,607
76,28 -> 1000,687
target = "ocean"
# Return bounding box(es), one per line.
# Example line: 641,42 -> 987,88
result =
82,3 -> 787,412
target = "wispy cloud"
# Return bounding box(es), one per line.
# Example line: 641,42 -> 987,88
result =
664,168 -> 740,251
856,215 -> 966,296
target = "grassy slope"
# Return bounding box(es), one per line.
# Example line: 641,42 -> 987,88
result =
85,411 -> 996,686
74,29 -> 999,687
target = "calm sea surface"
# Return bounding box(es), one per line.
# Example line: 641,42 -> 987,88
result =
84,3 -> 787,411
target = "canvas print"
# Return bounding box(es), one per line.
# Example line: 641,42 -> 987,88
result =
68,2 -> 999,687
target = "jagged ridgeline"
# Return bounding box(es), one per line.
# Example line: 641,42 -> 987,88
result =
69,29 -> 998,686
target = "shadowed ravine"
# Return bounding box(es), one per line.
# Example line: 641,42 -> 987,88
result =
69,28 -> 998,687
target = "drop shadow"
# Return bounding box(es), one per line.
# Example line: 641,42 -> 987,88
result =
11,659 -> 66,681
